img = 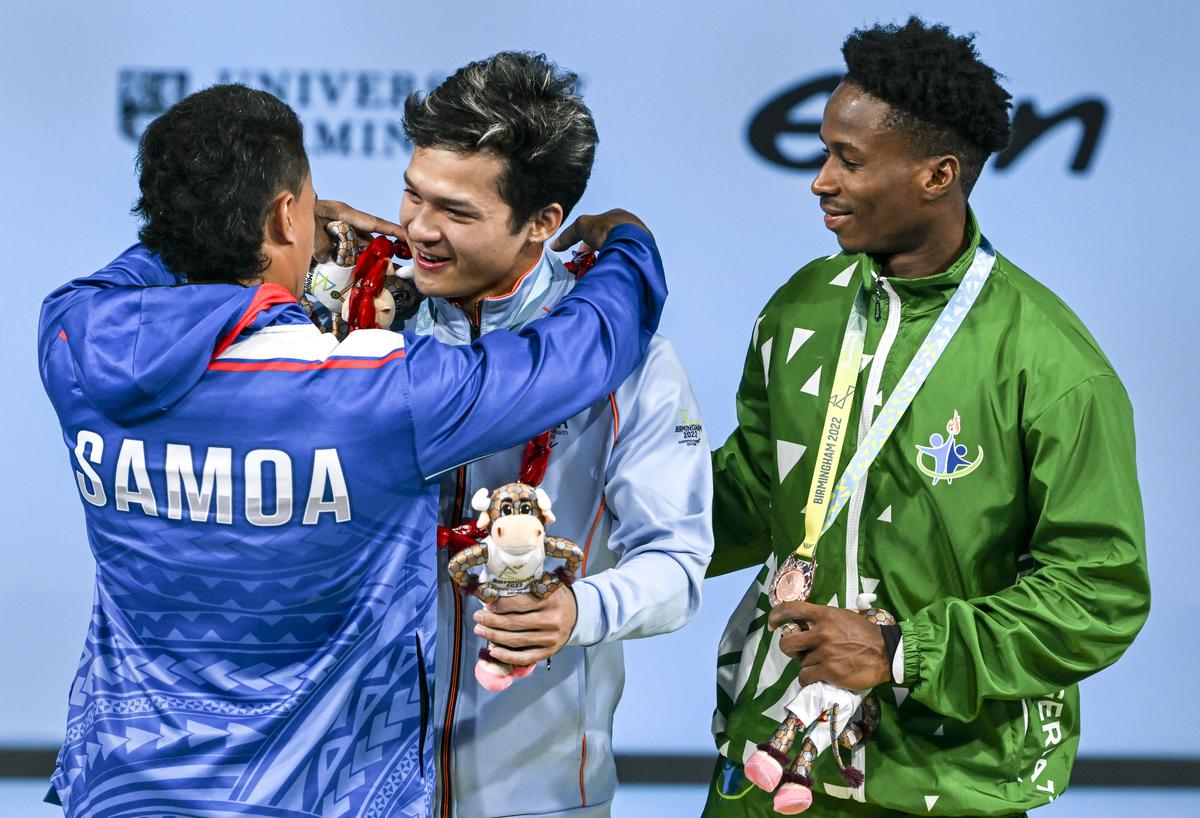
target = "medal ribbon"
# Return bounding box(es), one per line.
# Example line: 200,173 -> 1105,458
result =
795,299 -> 866,559
436,429 -> 554,552
435,247 -> 594,552
792,239 -> 996,561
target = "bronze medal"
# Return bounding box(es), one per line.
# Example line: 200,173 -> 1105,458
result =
769,554 -> 816,606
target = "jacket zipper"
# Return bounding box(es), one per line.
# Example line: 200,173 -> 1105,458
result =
844,276 -> 900,799
439,302 -> 482,818
846,276 -> 900,610
416,632 -> 429,779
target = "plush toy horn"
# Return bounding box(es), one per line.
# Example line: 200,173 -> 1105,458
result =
534,487 -> 556,525
471,487 -> 492,528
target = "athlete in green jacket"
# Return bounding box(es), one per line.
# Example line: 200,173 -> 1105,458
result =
705,18 -> 1148,818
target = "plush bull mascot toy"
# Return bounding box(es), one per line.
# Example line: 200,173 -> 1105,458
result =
447,482 -> 583,692
743,593 -> 897,815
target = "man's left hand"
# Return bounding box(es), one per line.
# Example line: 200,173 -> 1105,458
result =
313,199 -> 405,263
551,208 -> 650,253
768,600 -> 891,690
473,590 -> 577,667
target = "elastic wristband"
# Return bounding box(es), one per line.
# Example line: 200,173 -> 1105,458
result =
880,624 -> 901,678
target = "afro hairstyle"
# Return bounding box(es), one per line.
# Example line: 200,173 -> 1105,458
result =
842,16 -> 1012,195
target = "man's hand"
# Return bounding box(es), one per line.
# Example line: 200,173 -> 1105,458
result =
312,199 -> 405,263
551,209 -> 650,253
472,590 -> 578,667
768,601 -> 891,690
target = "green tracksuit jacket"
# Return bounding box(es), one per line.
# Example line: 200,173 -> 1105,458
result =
706,212 -> 1149,817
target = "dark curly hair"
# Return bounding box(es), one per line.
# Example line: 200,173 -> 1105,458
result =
133,84 -> 310,283
403,51 -> 597,231
843,17 -> 1012,195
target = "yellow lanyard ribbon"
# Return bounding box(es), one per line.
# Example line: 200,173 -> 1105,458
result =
795,290 -> 866,560
791,241 -> 997,563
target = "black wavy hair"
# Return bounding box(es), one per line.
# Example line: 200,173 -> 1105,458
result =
843,17 -> 1012,195
403,51 -> 597,231
133,84 -> 310,283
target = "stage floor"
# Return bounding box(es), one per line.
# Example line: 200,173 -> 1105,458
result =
3,781 -> 1198,816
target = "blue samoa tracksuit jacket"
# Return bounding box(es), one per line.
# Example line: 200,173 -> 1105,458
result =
35,225 -> 665,818
403,252 -> 714,818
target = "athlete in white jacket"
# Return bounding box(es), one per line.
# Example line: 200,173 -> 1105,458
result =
394,52 -> 714,818
418,253 -> 712,818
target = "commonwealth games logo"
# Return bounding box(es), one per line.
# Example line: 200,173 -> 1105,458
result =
914,410 -> 983,485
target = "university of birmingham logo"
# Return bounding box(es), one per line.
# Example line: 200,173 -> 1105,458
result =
117,66 -> 446,158
914,410 -> 984,485
118,69 -> 188,140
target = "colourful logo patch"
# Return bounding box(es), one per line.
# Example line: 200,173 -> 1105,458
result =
675,407 -> 704,447
914,410 -> 983,485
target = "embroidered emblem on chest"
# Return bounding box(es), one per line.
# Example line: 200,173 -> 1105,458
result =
546,421 -> 571,450
914,410 -> 984,485
675,407 -> 704,447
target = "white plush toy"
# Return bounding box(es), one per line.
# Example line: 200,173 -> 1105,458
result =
447,482 -> 583,691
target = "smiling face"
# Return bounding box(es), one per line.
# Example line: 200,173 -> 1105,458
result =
811,82 -> 932,257
400,147 -> 550,305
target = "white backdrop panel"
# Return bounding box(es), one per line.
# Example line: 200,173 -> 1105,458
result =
1,0 -> 1195,755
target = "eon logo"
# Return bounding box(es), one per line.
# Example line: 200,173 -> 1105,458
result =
747,72 -> 1107,175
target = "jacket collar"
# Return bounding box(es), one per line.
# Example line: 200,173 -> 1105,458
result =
420,251 -> 574,340
857,208 -> 984,314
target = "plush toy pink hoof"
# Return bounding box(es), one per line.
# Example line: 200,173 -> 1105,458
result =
744,751 -> 784,792
773,783 -> 813,814
510,663 -> 535,678
475,661 -> 514,691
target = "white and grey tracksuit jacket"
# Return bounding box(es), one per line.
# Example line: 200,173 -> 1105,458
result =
406,251 -> 714,818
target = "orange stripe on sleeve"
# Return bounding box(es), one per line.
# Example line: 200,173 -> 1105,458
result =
579,734 -> 588,807
208,349 -> 405,372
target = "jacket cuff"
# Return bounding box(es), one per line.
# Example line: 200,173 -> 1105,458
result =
892,636 -> 906,685
567,579 -> 605,647
602,223 -> 654,250
898,618 -> 923,687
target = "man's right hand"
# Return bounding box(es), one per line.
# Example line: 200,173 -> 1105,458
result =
769,600 -> 891,690
313,199 -> 406,263
551,209 -> 651,253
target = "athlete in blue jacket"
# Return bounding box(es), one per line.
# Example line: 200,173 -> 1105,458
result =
36,84 -> 666,818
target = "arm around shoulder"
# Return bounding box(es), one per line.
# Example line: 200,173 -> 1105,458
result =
404,223 -> 666,480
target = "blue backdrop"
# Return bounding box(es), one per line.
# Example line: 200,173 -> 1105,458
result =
2,0 -> 1195,760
